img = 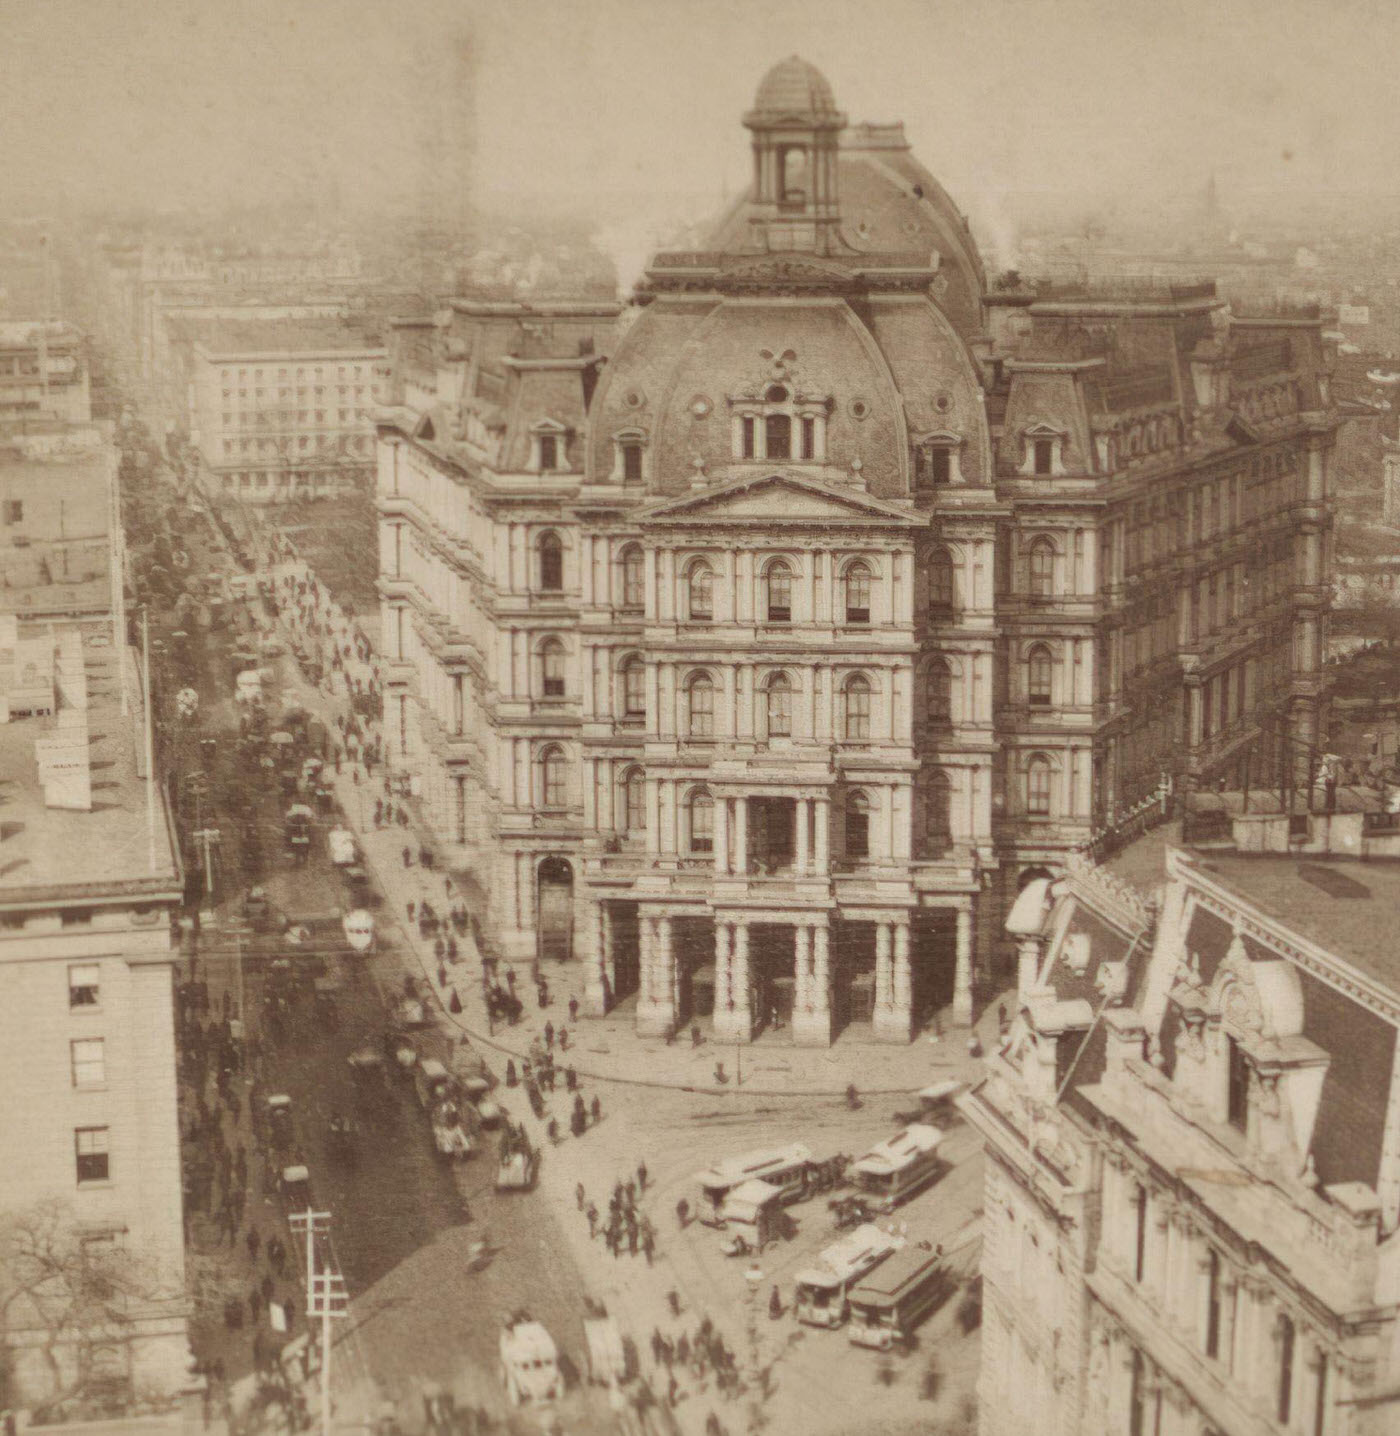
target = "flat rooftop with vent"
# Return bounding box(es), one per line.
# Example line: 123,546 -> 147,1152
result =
0,619 -> 180,909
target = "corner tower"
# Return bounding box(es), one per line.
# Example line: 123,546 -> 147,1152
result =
742,56 -> 847,254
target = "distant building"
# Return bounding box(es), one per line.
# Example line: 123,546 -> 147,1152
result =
0,319 -> 92,428
375,59 -> 1340,1042
183,319 -> 389,503
0,623 -> 188,1414
963,813 -> 1400,1434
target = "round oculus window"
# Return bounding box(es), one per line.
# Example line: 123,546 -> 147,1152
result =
849,398 -> 870,421
624,389 -> 645,410
689,395 -> 712,418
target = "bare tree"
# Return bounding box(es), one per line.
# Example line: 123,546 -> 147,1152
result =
0,1201 -> 174,1421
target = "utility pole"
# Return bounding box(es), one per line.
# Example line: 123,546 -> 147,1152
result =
193,826 -> 221,897
288,1208 -> 346,1436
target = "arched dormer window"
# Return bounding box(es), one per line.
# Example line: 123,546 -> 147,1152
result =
612,430 -> 647,485
764,671 -> 792,738
686,560 -> 713,621
843,561 -> 872,624
914,433 -> 963,490
538,637 -> 566,699
687,789 -> 714,854
620,545 -> 645,609
1027,645 -> 1053,707
619,655 -> 645,718
538,746 -> 567,809
929,548 -> 955,613
1026,754 -> 1053,817
731,383 -> 825,462
845,790 -> 869,860
537,531 -> 564,592
926,658 -> 952,722
842,673 -> 872,743
620,766 -> 645,835
1029,538 -> 1056,598
764,559 -> 793,623
686,671 -> 715,739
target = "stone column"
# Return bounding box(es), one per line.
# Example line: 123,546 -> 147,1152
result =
584,900 -> 610,1016
875,919 -> 911,1042
713,921 -> 732,1015
714,798 -> 730,876
637,914 -> 677,1036
874,921 -> 893,1014
814,795 -> 830,874
954,903 -> 975,1025
793,923 -> 811,1012
735,796 -> 749,876
715,920 -> 753,1042
795,798 -> 810,875
794,920 -> 833,1046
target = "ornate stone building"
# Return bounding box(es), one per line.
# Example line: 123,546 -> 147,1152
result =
963,815 -> 1400,1434
375,58 -> 1339,1045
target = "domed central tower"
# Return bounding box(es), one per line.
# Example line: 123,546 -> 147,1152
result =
742,55 -> 847,254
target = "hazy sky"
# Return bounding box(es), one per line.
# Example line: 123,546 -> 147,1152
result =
4,0 -> 1398,236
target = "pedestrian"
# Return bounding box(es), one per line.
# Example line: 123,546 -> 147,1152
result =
691,1023 -> 702,1048
575,1182 -> 586,1211
769,1286 -> 783,1320
406,901 -> 416,922
627,1223 -> 638,1256
438,963 -> 448,988
448,989 -> 462,1014
246,1226 -> 261,1262
544,1021 -> 554,1051
569,996 -> 579,1024
558,1027 -> 569,1051
565,1066 -> 577,1092
586,1203 -> 598,1237
505,1060 -> 517,1087
637,1161 -> 648,1192
676,1334 -> 691,1368
590,1094 -> 602,1124
667,1289 -> 681,1318
547,1118 -> 559,1144
676,1197 -> 689,1229
402,846 -> 412,868
642,1229 -> 655,1266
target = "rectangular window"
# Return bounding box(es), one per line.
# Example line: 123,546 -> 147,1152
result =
71,1038 -> 105,1088
539,435 -> 558,471
1134,1183 -> 1148,1283
75,1126 -> 109,1185
929,447 -> 951,485
1033,439 -> 1053,475
800,416 -> 816,460
624,664 -> 646,716
688,683 -> 714,738
741,416 -> 756,459
1227,1036 -> 1249,1131
765,413 -> 791,460
1205,1249 -> 1221,1359
68,964 -> 99,1010
622,443 -> 643,483
1278,1317 -> 1295,1424
690,800 -> 713,853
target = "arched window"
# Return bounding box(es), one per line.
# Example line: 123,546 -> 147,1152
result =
844,562 -> 872,624
1027,646 -> 1053,707
781,148 -> 808,201
688,790 -> 714,854
538,637 -> 565,698
764,672 -> 792,738
621,439 -> 643,484
1029,539 -> 1055,598
925,770 -> 953,851
686,672 -> 715,739
845,790 -> 869,860
687,561 -> 713,621
539,747 -> 566,809
765,560 -> 792,622
765,413 -> 791,461
621,767 -> 645,835
620,546 -> 644,608
927,659 -> 952,722
1026,756 -> 1052,817
929,548 -> 954,611
538,532 -> 563,592
843,674 -> 872,743
620,656 -> 645,717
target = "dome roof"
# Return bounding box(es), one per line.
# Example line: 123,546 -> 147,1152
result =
749,56 -> 839,119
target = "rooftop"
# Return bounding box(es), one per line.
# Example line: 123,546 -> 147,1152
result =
182,318 -> 386,358
0,629 -> 181,907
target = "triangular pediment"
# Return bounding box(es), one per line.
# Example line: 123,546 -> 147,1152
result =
639,472 -> 918,526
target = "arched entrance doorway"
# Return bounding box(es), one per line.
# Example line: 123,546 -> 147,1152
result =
537,857 -> 573,962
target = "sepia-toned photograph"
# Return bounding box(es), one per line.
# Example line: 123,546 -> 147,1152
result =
1,0 -> 1398,1432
